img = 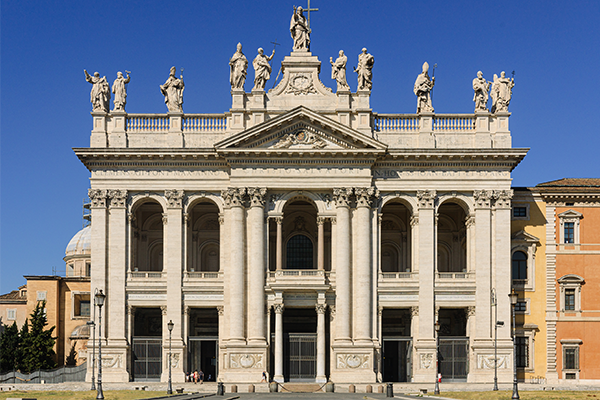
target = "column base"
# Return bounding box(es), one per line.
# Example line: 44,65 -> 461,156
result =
273,375 -> 284,383
315,376 -> 327,383
329,343 -> 375,383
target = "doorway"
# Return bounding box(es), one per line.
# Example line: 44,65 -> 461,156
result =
188,338 -> 217,381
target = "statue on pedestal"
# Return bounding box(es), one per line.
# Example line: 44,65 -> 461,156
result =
160,66 -> 184,112
290,6 -> 310,51
112,71 -> 131,112
229,43 -> 248,90
491,71 -> 515,113
84,70 -> 110,112
330,50 -> 349,91
472,71 -> 490,112
414,62 -> 435,113
252,48 -> 275,91
354,48 -> 374,90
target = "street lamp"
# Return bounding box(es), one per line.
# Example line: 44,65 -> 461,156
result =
509,291 -> 520,400
492,288 -> 504,391
167,320 -> 174,395
434,321 -> 440,395
86,317 -> 96,391
95,290 -> 106,400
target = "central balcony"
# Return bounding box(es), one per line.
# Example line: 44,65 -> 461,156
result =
267,269 -> 332,290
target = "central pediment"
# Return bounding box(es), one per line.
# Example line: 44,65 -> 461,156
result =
215,106 -> 387,154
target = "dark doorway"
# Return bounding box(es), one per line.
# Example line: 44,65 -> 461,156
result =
132,308 -> 162,381
381,309 -> 412,382
438,308 -> 469,382
188,308 -> 218,381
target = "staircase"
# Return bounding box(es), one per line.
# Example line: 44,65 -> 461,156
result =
278,382 -> 324,393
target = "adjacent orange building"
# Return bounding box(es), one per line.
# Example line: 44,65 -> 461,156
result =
536,178 -> 600,382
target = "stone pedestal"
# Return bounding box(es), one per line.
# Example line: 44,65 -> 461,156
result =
418,112 -> 435,148
90,111 -> 108,147
108,111 -> 127,148
475,111 -> 491,148
168,112 -> 184,147
330,345 -> 376,383
230,89 -> 246,132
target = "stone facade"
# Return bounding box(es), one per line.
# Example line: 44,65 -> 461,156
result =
76,27 -> 527,384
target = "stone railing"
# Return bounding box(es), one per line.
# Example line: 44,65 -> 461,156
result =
380,271 -> 418,280
268,269 -> 325,278
436,272 -> 474,279
126,114 -> 170,133
184,271 -> 223,279
374,114 -> 420,132
128,271 -> 164,279
183,114 -> 227,133
433,114 -> 476,132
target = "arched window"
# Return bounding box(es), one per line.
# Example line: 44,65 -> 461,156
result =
200,243 -> 220,272
381,244 -> 399,272
286,234 -> 313,269
148,241 -> 164,271
512,251 -> 527,280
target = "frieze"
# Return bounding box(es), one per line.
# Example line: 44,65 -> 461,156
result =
92,169 -> 228,178
336,354 -> 370,369
477,354 -> 509,369
230,353 -> 264,369
373,170 -> 509,179
101,354 -> 123,369
128,294 -> 167,301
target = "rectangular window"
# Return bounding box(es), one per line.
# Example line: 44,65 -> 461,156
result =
564,222 -> 575,243
7,309 -> 16,320
515,336 -> 529,368
37,291 -> 47,301
515,301 -> 527,312
73,293 -> 91,317
513,207 -> 527,218
80,300 -> 91,317
564,347 -> 579,370
565,289 -> 576,311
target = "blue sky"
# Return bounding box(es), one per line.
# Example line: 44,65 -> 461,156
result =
1,0 -> 599,293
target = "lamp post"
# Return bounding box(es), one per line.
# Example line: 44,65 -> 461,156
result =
167,320 -> 174,395
434,321 -> 440,395
95,290 -> 106,400
86,317 -> 96,391
492,289 -> 504,391
509,291 -> 520,400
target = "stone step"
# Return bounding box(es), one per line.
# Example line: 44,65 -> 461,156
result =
279,382 -> 324,393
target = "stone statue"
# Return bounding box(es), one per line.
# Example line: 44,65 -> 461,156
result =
330,50 -> 349,91
252,48 -> 275,91
160,66 -> 184,112
413,62 -> 435,113
290,6 -> 310,51
354,48 -> 374,90
112,71 -> 131,112
84,70 -> 110,112
229,42 -> 248,90
472,71 -> 490,112
491,71 -> 515,113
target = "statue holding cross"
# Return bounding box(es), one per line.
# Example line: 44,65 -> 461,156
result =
290,4 -> 316,51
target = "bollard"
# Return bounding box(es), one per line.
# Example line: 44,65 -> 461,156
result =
231,384 -> 237,393
378,385 -> 384,393
270,382 -> 278,392
248,384 -> 255,392
349,384 -> 355,393
217,381 -> 225,395
325,382 -> 334,392
386,382 -> 394,398
366,384 -> 372,393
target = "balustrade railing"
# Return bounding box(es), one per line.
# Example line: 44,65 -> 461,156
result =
126,114 -> 169,133
185,271 -> 222,279
436,272 -> 474,279
380,271 -> 417,279
183,114 -> 227,133
433,114 -> 475,132
374,114 -> 420,133
128,271 -> 164,279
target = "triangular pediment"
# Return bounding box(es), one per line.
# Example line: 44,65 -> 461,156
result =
512,230 -> 540,244
558,209 -> 583,218
215,106 -> 387,153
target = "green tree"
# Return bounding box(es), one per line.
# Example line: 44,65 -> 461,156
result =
19,301 -> 57,373
0,322 -> 21,372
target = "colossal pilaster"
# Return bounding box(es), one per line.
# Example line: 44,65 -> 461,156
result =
247,188 -> 267,344
333,187 -> 353,343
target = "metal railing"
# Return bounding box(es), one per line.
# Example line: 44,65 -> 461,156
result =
0,362 -> 87,384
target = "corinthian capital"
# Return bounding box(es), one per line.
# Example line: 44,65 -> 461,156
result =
88,189 -> 108,208
474,190 -> 494,208
416,190 -> 436,209
247,187 -> 267,208
333,188 -> 353,207
222,187 -> 246,208
493,189 -> 513,209
108,189 -> 128,208
355,187 -> 379,208
165,189 -> 184,208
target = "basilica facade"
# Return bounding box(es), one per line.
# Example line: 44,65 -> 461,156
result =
78,24 -> 526,384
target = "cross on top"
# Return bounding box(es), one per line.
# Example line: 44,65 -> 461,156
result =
304,0 -> 318,28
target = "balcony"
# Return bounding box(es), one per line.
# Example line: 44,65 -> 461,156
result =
267,269 -> 331,289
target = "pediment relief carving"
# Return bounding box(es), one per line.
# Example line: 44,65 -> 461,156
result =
511,230 -> 540,244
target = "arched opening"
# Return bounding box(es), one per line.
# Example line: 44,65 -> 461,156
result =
188,201 -> 220,272
512,251 -> 527,280
132,201 -> 164,272
437,202 -> 468,273
380,201 -> 412,272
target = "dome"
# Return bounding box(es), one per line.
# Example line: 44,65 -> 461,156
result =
65,225 -> 91,256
